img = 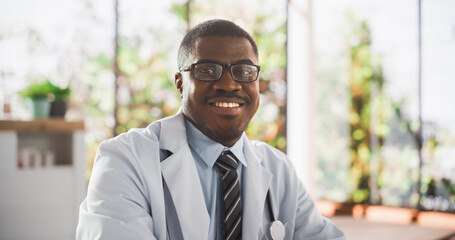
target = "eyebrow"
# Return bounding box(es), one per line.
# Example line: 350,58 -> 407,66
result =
195,59 -> 255,65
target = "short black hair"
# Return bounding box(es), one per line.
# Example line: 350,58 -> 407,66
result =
177,19 -> 258,69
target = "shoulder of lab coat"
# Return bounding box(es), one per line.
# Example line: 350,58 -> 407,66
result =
76,115 -> 173,240
248,140 -> 346,240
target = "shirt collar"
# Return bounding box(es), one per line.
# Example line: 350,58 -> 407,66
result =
185,118 -> 247,168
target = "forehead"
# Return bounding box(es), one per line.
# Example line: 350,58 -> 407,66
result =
191,36 -> 258,64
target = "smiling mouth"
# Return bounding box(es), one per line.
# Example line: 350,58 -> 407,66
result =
213,102 -> 241,108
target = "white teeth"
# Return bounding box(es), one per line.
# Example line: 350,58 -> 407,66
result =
215,102 -> 240,108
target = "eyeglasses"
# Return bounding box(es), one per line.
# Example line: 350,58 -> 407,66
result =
179,62 -> 261,83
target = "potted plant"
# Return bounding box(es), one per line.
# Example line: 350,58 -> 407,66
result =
49,83 -> 70,117
19,81 -> 52,119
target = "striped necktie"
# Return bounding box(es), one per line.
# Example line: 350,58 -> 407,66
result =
216,151 -> 242,240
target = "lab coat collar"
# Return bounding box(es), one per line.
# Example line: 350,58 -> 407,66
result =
157,109 -> 188,153
242,137 -> 273,239
158,111 -> 210,239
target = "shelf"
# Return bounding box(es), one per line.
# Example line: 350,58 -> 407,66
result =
17,132 -> 74,165
0,119 -> 84,133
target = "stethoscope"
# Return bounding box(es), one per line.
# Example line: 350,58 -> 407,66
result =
164,189 -> 285,240
266,191 -> 286,240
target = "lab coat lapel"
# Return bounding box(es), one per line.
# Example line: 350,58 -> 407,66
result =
159,112 -> 210,239
242,137 -> 273,239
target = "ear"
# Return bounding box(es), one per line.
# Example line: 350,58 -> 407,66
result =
175,72 -> 183,98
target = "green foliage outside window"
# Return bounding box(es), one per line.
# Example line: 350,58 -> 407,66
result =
337,19 -> 421,207
348,20 -> 379,203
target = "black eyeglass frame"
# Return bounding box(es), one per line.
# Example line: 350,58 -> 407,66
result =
179,63 -> 261,83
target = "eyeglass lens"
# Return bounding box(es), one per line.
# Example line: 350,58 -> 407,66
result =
193,63 -> 258,82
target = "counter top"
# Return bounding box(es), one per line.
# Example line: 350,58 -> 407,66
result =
0,119 -> 84,133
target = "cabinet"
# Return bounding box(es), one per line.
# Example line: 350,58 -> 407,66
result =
0,119 -> 86,240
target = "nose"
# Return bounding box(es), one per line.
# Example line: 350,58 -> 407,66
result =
213,69 -> 242,92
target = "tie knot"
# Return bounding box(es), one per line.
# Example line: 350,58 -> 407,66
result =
216,151 -> 239,170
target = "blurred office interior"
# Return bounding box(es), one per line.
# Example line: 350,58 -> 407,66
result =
1,0 -> 454,239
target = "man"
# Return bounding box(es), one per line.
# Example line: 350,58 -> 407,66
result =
77,19 -> 345,240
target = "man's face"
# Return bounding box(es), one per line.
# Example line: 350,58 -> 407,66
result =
175,36 -> 260,146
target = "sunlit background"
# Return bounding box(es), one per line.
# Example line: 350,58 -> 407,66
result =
1,0 -> 455,239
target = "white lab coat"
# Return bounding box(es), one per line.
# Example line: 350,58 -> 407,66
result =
77,111 -> 345,240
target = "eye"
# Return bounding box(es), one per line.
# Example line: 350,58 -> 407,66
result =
199,67 -> 215,74
234,66 -> 254,76
195,63 -> 218,76
241,69 -> 253,75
